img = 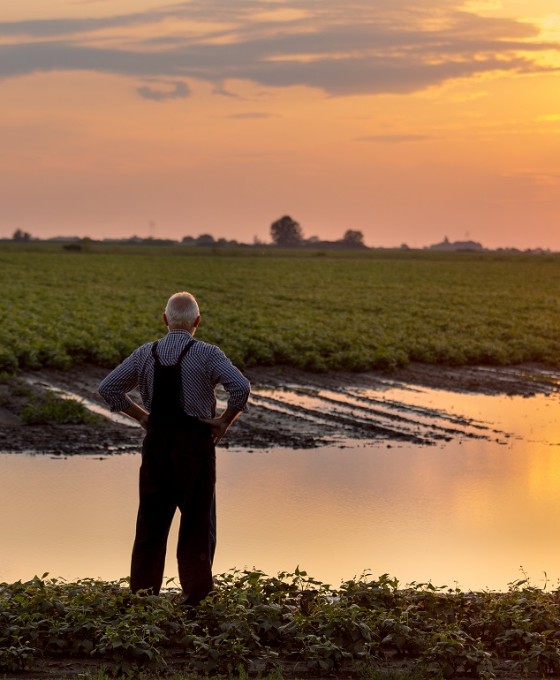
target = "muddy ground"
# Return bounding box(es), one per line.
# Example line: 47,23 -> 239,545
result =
0,362 -> 559,455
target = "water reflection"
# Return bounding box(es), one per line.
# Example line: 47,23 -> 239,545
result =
251,381 -> 500,445
1,390 -> 560,591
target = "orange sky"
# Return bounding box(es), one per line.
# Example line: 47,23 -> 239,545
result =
1,0 -> 560,248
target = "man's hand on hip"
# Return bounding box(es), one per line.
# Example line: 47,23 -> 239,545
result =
200,407 -> 242,445
122,402 -> 150,430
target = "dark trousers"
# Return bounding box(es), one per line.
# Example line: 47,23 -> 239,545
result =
130,422 -> 216,600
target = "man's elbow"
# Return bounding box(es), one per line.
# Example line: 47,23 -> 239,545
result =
241,377 -> 251,402
98,379 -> 110,404
226,378 -> 251,414
239,378 -> 251,411
98,379 -> 122,412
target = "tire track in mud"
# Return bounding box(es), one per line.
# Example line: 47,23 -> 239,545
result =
246,382 -> 502,448
3,363 -> 555,453
249,392 -> 429,444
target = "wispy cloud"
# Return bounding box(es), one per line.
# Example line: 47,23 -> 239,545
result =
212,83 -> 244,99
0,11 -> 162,38
228,112 -> 276,119
0,0 -> 556,100
503,169 -> 560,184
136,79 -> 190,102
358,134 -> 436,143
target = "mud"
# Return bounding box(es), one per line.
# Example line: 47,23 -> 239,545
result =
0,362 -> 559,455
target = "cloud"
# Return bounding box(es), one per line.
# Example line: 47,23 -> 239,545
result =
0,11 -> 162,38
212,83 -> 244,99
0,0 -> 557,99
228,112 -> 276,119
502,169 -> 560,185
358,134 -> 436,143
136,79 -> 190,102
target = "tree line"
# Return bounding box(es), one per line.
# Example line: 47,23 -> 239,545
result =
9,216 -> 366,249
269,215 -> 365,248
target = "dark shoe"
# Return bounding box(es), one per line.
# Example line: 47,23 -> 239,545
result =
180,574 -> 214,607
180,585 -> 214,607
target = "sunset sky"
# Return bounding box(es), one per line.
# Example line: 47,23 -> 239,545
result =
2,0 -> 560,248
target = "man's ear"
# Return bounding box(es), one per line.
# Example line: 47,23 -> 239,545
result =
163,312 -> 169,327
193,315 -> 201,329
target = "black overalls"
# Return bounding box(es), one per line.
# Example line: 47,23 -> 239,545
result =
130,339 -> 216,603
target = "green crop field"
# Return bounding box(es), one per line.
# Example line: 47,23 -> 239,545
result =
1,243 -> 559,374
2,570 -> 560,677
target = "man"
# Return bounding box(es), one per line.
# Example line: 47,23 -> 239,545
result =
99,291 -> 250,605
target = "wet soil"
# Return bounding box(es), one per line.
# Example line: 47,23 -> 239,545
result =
0,362 -> 558,455
0,657 -> 538,680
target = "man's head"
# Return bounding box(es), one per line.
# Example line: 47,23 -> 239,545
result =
164,292 -> 200,332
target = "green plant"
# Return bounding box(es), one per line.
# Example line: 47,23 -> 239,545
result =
1,245 -> 560,375
20,390 -> 98,425
4,555 -> 560,677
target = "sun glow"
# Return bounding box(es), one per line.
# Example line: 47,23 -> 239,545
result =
461,1 -> 503,12
1,0 -> 560,248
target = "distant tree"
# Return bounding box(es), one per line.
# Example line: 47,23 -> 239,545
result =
342,229 -> 365,248
12,228 -> 32,242
270,215 -> 303,247
196,233 -> 215,246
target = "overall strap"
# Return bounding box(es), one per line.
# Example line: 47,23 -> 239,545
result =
151,338 -> 196,366
176,338 -> 196,364
151,341 -> 160,365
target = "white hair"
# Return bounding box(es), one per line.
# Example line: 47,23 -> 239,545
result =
165,292 -> 200,328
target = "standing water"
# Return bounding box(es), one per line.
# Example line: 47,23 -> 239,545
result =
1,385 -> 560,591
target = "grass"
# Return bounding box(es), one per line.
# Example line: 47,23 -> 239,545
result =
20,389 -> 98,425
2,569 -> 560,678
0,378 -> 101,426
1,244 -> 559,375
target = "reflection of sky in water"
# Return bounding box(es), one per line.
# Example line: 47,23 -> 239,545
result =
252,383 -> 498,442
1,388 -> 560,591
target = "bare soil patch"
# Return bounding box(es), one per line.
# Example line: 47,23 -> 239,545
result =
0,363 -> 558,455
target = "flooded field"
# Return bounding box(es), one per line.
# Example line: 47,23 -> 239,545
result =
2,377 -> 560,591
4,362 -> 558,454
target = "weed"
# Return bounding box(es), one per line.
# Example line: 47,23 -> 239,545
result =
20,390 -> 98,425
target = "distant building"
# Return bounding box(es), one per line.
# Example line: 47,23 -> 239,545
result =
46,235 -> 82,242
427,236 -> 484,252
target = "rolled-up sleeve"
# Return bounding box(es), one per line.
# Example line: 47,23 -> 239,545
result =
98,352 -> 139,413
209,348 -> 251,412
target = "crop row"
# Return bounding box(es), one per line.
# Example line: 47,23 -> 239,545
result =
2,569 -> 560,677
1,247 -> 560,373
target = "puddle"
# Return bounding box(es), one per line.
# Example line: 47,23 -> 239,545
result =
1,379 -> 560,590
15,373 -> 509,450
250,382 -> 506,446
3,423 -> 560,591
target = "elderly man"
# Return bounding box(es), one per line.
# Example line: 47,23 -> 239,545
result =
99,291 -> 250,605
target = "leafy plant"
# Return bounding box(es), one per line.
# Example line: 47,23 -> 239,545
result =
3,570 -> 560,678
20,390 -> 98,425
1,245 -> 560,375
